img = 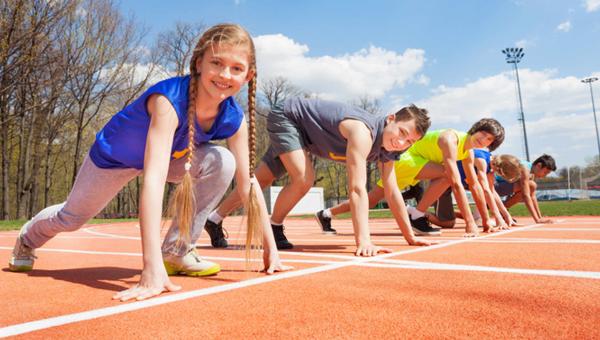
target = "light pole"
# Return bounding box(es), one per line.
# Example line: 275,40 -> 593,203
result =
581,77 -> 600,163
502,47 -> 530,161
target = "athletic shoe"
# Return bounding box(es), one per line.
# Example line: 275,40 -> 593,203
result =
315,210 -> 337,234
410,216 -> 441,236
204,219 -> 228,248
163,249 -> 220,276
8,235 -> 36,272
271,224 -> 294,250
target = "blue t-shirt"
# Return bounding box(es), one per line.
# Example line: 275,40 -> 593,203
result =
457,149 -> 491,189
89,76 -> 244,169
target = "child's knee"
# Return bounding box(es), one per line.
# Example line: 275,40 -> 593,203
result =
204,146 -> 236,182
56,210 -> 90,232
289,173 -> 314,193
529,181 -> 537,191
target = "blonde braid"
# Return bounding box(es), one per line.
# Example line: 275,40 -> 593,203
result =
245,71 -> 263,265
170,56 -> 199,247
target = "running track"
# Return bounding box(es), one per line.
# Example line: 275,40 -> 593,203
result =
1,216 -> 599,338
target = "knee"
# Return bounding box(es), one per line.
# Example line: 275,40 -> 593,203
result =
204,146 -> 236,183
56,210 -> 89,232
290,173 -> 314,194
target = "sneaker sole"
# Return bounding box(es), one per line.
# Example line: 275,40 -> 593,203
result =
411,227 -> 441,236
164,262 -> 221,277
8,263 -> 33,272
276,243 -> 294,250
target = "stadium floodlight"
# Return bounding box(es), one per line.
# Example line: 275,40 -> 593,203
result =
581,77 -> 600,163
502,47 -> 530,161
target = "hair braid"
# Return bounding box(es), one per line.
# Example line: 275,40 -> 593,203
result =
245,68 -> 262,265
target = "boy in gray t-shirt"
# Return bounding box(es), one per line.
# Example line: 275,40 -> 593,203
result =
205,97 -> 433,256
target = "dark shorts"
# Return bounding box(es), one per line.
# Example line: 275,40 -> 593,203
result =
494,181 -> 515,197
261,103 -> 305,178
434,188 -> 455,221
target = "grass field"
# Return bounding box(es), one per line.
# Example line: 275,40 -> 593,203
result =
1,199 -> 599,232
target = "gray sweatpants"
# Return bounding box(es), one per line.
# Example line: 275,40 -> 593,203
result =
21,143 -> 235,257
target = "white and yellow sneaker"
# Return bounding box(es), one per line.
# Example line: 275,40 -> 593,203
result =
163,249 -> 220,277
8,236 -> 36,272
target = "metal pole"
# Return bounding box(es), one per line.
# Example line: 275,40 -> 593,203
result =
587,81 -> 600,161
567,166 -> 571,201
513,62 -> 530,161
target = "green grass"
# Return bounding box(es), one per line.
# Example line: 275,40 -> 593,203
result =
0,218 -> 136,231
301,199 -> 600,219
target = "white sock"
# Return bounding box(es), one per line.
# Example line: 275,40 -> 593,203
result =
271,219 -> 282,227
410,209 -> 425,219
208,211 -> 223,224
322,208 -> 332,218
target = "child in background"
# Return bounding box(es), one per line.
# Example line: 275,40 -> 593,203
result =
319,119 -> 505,237
495,154 -> 556,224
205,100 -> 435,256
9,23 -> 291,302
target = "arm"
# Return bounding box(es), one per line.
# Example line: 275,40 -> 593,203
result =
339,119 -> 390,256
439,131 -> 478,237
483,170 -> 509,229
380,161 -> 434,246
519,168 -> 544,223
114,94 -> 181,301
463,154 -> 490,230
227,120 -> 292,273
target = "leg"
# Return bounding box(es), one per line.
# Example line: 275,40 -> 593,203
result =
503,181 -> 522,209
162,144 -> 236,256
216,162 -> 276,217
21,155 -> 140,248
415,163 -> 450,212
270,149 -> 314,224
329,185 -> 384,216
428,188 -> 456,228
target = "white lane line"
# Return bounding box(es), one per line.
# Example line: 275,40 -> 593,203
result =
0,247 -> 339,265
354,260 -> 600,280
474,238 -> 600,244
529,228 -> 600,231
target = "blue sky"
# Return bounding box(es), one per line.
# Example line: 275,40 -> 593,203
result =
119,0 -> 600,169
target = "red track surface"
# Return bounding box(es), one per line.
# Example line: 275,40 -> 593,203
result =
1,216 -> 599,338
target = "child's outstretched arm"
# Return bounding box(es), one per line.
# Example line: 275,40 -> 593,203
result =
439,132 -> 478,237
114,94 -> 181,302
227,120 -> 292,273
463,154 -> 490,230
473,158 -> 507,230
380,161 -> 435,246
340,120 -> 391,256
518,167 -> 549,223
475,162 -> 508,230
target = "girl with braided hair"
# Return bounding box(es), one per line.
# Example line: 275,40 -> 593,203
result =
8,23 -> 291,301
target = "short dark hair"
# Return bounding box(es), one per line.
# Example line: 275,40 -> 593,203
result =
393,104 -> 431,137
467,118 -> 505,151
533,154 -> 556,171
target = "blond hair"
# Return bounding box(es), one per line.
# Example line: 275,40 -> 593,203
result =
170,24 -> 262,263
492,154 -> 521,183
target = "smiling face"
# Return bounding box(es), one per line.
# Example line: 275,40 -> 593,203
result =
469,131 -> 495,149
196,43 -> 253,102
381,115 -> 421,152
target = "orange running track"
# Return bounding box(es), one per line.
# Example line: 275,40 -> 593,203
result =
1,216 -> 600,338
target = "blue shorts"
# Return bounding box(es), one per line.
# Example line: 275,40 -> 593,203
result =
495,181 -> 515,197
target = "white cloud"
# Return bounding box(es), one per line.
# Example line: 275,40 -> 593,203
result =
415,70 -> 600,166
254,34 -> 426,101
585,0 -> 600,12
557,21 -> 572,32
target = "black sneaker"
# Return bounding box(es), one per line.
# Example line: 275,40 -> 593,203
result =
204,219 -> 228,248
410,216 -> 441,236
315,210 -> 337,234
271,224 -> 294,250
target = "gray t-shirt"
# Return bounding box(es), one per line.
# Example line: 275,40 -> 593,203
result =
284,97 -> 401,163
